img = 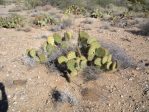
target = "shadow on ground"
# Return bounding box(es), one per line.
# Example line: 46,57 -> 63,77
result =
0,82 -> 8,112
126,22 -> 149,36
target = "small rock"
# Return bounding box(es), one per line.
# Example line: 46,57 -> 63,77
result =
13,80 -> 27,86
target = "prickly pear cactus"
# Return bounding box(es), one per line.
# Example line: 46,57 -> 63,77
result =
64,32 -> 72,40
53,33 -> 62,44
26,31 -> 118,82
58,56 -> 68,64
67,51 -> 76,60
27,49 -> 37,58
47,36 -> 54,45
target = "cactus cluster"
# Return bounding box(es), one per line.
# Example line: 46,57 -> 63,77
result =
26,48 -> 47,63
78,31 -> 118,71
33,14 -> 57,27
26,31 -> 73,63
64,5 -> 86,15
57,51 -> 87,77
0,14 -> 24,28
26,31 -> 118,81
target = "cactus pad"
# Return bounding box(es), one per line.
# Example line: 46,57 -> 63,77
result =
79,31 -> 90,39
58,56 -> 68,64
47,36 -> 54,45
110,61 -> 118,71
102,56 -> 108,64
46,44 -> 56,55
38,53 -> 47,63
107,54 -> 112,62
88,46 -> 96,61
87,37 -> 96,45
64,32 -> 72,40
70,70 -> 78,77
95,48 -> 108,58
28,49 -> 36,58
94,58 -> 102,66
106,61 -> 112,70
90,41 -> 101,49
42,41 -> 48,52
67,51 -> 76,60
67,59 -> 76,72
53,33 -> 62,44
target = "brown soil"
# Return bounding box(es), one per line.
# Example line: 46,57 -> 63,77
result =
0,4 -> 149,112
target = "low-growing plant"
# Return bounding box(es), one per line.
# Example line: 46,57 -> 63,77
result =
25,31 -> 118,82
64,5 -> 86,15
90,9 -> 103,18
0,14 -> 24,28
33,14 -> 57,27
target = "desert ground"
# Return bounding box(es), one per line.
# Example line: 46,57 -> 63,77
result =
0,3 -> 149,112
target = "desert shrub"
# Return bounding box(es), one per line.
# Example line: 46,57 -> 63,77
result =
51,89 -> 78,105
0,14 -> 24,28
96,0 -> 117,6
0,0 -> 5,5
127,0 -> 145,4
33,14 -> 57,27
24,0 -> 41,9
51,19 -> 72,32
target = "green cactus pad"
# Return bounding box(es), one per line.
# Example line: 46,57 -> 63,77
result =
95,48 -> 108,58
88,46 -> 96,61
67,59 -> 76,72
80,55 -> 86,61
42,41 -> 48,52
102,56 -> 108,64
94,58 -> 102,66
53,33 -> 62,44
90,41 -> 101,49
67,51 -> 76,60
70,70 -> 78,77
29,49 -> 36,58
47,36 -> 54,45
75,57 -> 81,70
79,31 -> 90,39
64,32 -> 72,40
107,54 -> 112,62
110,61 -> 118,71
26,49 -> 30,55
58,56 -> 68,64
80,59 -> 87,68
46,44 -> 56,55
87,37 -> 97,45
38,53 -> 47,63
106,61 -> 112,70
61,42 -> 68,49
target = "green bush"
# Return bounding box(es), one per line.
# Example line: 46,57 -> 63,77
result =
0,14 -> 24,28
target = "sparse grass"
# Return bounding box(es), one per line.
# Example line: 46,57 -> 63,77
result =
24,0 -> 43,9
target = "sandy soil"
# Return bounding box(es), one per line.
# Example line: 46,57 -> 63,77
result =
0,4 -> 149,112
